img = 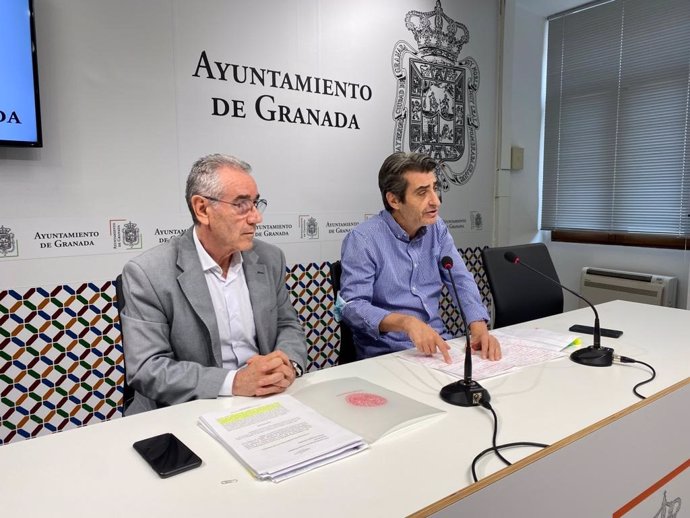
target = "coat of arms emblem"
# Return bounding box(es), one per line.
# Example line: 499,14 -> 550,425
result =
300,216 -> 319,240
392,0 -> 479,190
0,225 -> 17,257
122,221 -> 141,249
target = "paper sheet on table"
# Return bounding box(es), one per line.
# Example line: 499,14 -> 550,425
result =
399,332 -> 568,380
491,328 -> 581,352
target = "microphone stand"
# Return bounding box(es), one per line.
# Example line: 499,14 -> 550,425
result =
506,253 -> 613,367
439,262 -> 491,407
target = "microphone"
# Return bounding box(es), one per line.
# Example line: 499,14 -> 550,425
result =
503,251 -> 613,367
438,256 -> 491,407
442,257 -> 473,384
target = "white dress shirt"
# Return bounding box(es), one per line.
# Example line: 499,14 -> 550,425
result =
193,229 -> 258,395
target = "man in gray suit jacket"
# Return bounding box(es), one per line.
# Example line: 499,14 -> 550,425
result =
121,154 -> 307,415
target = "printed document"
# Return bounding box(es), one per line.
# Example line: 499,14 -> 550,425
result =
198,378 -> 444,481
199,395 -> 367,482
400,328 -> 577,380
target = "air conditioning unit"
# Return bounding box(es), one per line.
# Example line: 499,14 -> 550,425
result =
580,267 -> 677,308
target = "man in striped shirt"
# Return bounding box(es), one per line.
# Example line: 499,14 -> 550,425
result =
339,152 -> 501,362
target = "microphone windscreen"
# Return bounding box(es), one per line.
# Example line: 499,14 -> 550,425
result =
440,255 -> 454,269
504,251 -> 519,264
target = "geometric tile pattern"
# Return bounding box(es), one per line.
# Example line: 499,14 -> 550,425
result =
0,282 -> 123,445
286,262 -> 339,371
0,248 -> 491,446
439,246 -> 491,336
465,246 -> 493,311
439,283 -> 465,337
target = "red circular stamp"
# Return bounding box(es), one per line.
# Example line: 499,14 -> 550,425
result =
345,392 -> 387,407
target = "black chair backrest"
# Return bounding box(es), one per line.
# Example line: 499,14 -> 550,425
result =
114,274 -> 125,313
481,243 -> 564,329
114,274 -> 135,412
330,261 -> 357,365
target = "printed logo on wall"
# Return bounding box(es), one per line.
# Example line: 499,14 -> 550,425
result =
254,221 -> 294,240
470,211 -> 482,231
445,218 -> 466,231
110,219 -> 143,250
0,225 -> 18,258
122,222 -> 141,249
325,220 -> 359,236
392,0 -> 479,191
152,226 -> 187,244
299,215 -> 319,240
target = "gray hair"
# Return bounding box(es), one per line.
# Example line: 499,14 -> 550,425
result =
185,153 -> 252,224
378,152 -> 437,211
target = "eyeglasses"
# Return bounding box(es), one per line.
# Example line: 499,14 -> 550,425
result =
204,196 -> 268,215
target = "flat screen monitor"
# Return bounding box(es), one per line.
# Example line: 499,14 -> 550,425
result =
0,0 -> 42,147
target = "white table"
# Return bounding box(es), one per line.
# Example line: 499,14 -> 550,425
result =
1,301 -> 688,517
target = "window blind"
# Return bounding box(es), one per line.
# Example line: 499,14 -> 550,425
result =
542,0 -> 690,237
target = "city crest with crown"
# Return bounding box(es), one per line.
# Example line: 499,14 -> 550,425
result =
392,0 -> 479,189
122,221 -> 141,249
0,225 -> 18,257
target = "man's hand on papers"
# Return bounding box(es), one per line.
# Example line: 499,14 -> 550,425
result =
380,313 -> 451,363
469,321 -> 502,361
404,318 -> 452,364
232,351 -> 296,396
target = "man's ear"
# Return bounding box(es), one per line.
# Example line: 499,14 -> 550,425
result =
191,195 -> 211,226
386,191 -> 401,210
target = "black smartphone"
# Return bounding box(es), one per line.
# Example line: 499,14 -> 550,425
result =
569,324 -> 623,339
133,433 -> 202,478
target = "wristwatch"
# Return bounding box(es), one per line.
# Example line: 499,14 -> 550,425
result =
290,360 -> 303,378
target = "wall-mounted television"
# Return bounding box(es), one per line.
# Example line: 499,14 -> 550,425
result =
0,0 -> 42,147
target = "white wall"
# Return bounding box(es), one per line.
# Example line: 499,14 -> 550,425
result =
0,0 -> 180,288
2,0 -> 686,310
0,0 -> 501,290
501,0 -> 690,310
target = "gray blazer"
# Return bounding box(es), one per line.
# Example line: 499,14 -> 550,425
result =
120,228 -> 307,415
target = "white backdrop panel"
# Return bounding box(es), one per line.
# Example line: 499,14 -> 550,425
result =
0,0 -> 498,288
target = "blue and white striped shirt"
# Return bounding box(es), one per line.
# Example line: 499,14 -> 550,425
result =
340,210 -> 489,359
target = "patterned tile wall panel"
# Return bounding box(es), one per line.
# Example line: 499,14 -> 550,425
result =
439,247 -> 492,336
467,246 -> 493,310
0,283 -> 124,445
0,249 -> 489,446
286,262 -> 339,371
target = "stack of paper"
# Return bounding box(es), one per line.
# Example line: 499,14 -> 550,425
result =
199,395 -> 367,482
198,377 -> 445,482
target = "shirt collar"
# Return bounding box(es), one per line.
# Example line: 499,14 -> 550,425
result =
380,209 -> 427,242
192,227 -> 243,275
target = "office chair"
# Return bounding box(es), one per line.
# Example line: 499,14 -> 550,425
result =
329,261 -> 358,365
114,274 -> 135,412
481,243 -> 564,329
